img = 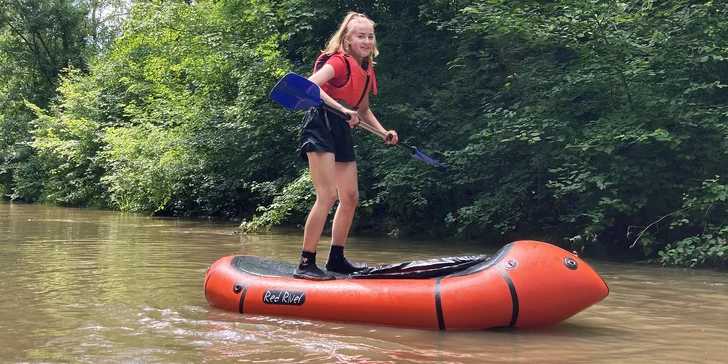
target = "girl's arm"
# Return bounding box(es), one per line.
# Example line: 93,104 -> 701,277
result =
308,65 -> 358,127
357,95 -> 399,145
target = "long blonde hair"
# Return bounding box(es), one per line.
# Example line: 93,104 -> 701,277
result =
323,12 -> 379,65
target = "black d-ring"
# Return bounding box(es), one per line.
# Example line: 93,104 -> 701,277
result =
563,257 -> 579,270
233,283 -> 243,293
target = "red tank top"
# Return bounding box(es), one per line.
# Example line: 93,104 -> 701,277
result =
313,52 -> 378,109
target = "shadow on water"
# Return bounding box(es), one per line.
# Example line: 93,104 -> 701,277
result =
488,321 -> 630,338
195,309 -> 633,364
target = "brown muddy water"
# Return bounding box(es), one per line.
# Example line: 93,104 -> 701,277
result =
1,203 -> 726,363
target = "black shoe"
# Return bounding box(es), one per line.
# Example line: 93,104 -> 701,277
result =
293,263 -> 336,281
325,257 -> 367,274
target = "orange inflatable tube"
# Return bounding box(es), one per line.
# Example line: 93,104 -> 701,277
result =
204,240 -> 609,330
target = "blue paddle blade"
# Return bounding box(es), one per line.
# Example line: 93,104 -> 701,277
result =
410,148 -> 447,168
269,72 -> 324,111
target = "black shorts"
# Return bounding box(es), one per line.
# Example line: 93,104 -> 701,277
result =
299,107 -> 355,162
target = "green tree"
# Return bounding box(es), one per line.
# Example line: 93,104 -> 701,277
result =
0,0 -> 89,200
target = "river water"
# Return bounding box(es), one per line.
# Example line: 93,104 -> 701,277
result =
1,203 -> 726,363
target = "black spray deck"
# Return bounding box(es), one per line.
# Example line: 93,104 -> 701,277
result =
231,243 -> 514,280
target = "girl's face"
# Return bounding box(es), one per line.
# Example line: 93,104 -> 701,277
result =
346,20 -> 375,61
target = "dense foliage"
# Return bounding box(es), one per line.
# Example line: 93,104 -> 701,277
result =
1,0 -> 726,267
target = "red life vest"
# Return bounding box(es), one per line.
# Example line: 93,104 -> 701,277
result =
313,52 -> 378,109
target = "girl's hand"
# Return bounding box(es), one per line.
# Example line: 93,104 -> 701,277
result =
341,109 -> 359,129
384,130 -> 399,145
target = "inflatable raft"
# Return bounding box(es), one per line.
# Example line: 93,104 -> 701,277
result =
204,240 -> 609,330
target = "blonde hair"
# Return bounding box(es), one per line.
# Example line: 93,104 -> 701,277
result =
323,12 -> 379,65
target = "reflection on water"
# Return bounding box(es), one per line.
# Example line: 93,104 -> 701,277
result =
1,203 -> 727,363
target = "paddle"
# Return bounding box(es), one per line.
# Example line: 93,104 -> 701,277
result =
269,72 -> 446,168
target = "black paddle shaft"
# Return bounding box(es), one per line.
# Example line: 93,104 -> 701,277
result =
320,104 -> 418,153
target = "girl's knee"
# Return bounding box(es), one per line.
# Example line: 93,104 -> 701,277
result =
338,190 -> 359,208
316,189 -> 338,207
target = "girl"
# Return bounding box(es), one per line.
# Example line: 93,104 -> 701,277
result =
295,12 -> 399,280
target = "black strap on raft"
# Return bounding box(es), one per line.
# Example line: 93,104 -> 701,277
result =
349,255 -> 489,279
